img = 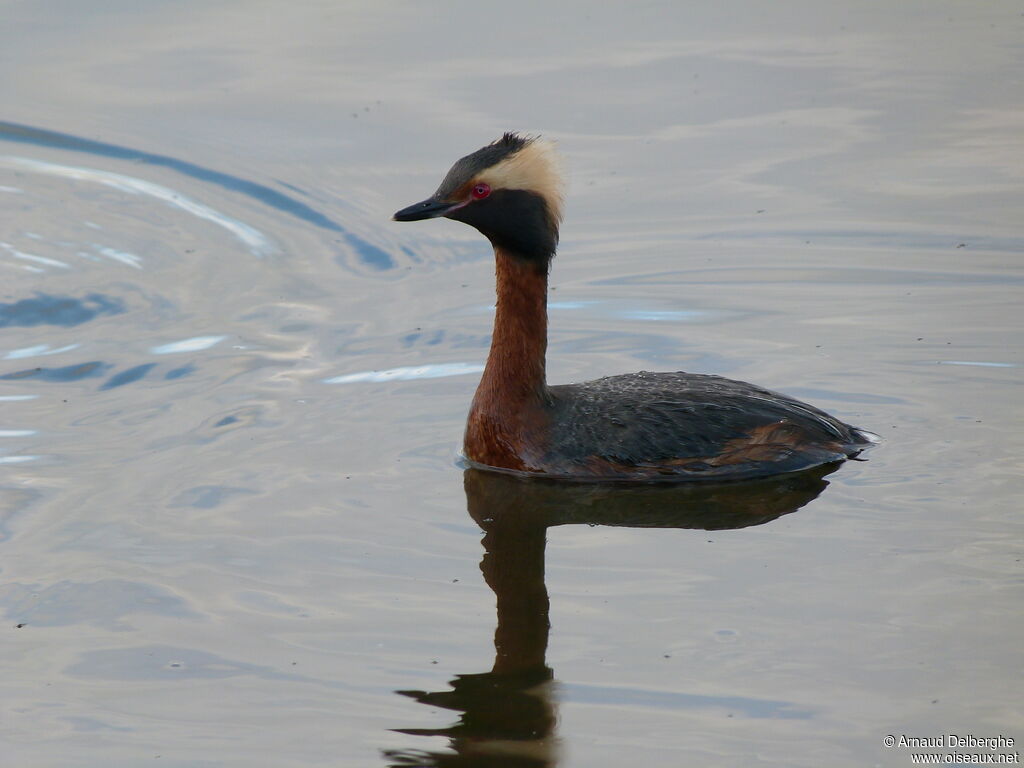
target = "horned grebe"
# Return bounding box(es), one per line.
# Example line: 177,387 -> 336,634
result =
394,133 -> 876,480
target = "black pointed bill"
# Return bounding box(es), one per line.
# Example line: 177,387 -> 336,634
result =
393,197 -> 464,222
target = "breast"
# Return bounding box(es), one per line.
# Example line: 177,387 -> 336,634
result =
463,386 -> 553,473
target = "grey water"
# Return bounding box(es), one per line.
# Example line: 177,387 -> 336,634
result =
1,2 -> 1021,767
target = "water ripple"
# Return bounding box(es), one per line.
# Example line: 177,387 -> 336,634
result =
937,360 -> 1016,368
150,335 -> 227,355
0,242 -> 71,269
324,362 -> 484,384
4,343 -> 81,360
99,363 -> 157,391
0,120 -> 397,270
0,293 -> 124,328
0,155 -> 274,257
0,361 -> 112,382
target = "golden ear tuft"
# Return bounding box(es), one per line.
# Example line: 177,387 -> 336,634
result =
479,136 -> 565,224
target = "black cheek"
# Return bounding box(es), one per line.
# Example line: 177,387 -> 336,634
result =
454,190 -> 557,262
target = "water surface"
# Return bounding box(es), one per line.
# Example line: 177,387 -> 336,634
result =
1,3 -> 1021,767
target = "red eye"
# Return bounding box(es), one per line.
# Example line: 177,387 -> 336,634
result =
471,183 -> 491,200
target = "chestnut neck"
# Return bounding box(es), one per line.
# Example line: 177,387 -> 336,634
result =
477,247 -> 550,405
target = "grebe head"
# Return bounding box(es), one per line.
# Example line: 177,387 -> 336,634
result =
393,133 -> 564,263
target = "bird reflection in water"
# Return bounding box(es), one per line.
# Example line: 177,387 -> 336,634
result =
384,464 -> 839,767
